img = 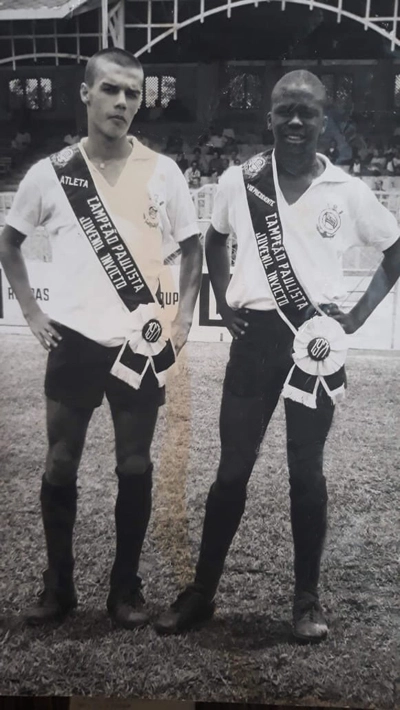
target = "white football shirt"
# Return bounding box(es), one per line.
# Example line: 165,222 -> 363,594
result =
211,152 -> 399,311
6,137 -> 199,346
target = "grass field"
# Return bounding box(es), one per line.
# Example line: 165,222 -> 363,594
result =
0,334 -> 399,707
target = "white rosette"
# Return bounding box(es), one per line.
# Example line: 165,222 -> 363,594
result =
127,302 -> 172,358
283,314 -> 349,408
111,303 -> 175,390
292,314 -> 348,377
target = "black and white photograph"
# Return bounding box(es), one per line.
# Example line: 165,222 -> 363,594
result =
0,1 -> 399,707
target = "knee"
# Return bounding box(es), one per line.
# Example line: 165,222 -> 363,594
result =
217,449 -> 256,491
46,444 -> 79,486
287,438 -> 326,477
214,463 -> 250,502
289,466 -> 327,505
117,453 -> 152,477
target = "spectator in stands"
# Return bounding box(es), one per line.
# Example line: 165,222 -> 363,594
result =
208,150 -> 224,177
196,129 -> 210,149
222,125 -> 236,147
175,151 -> 189,174
193,139 -> 210,165
12,129 -> 31,151
325,138 -> 339,164
384,142 -> 395,159
221,157 -> 230,175
209,170 -> 219,184
358,141 -> 373,165
192,147 -> 208,176
11,128 -> 31,166
366,146 -> 387,176
207,127 -> 226,154
387,146 -> 400,176
184,160 -> 202,189
349,152 -> 362,176
228,147 -> 241,167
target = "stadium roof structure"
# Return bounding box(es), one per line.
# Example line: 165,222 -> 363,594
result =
0,0 -> 101,20
0,0 -> 400,66
128,0 -> 400,55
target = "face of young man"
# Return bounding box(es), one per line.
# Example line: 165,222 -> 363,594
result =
268,83 -> 327,155
81,58 -> 143,140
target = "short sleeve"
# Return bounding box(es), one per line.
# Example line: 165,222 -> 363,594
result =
353,179 -> 400,252
211,170 -> 231,234
165,159 -> 199,243
5,162 -> 44,238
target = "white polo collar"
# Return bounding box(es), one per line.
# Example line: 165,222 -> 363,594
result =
272,149 -> 352,185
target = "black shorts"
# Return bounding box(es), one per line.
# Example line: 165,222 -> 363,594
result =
223,309 -> 294,398
45,324 -> 165,410
223,308 -> 345,401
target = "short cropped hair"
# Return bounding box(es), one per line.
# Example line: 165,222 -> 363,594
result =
84,48 -> 143,87
271,70 -> 328,109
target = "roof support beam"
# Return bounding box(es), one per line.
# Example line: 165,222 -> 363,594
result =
101,0 -> 108,47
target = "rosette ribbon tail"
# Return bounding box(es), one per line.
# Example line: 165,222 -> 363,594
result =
149,339 -> 176,387
110,341 -> 151,390
282,315 -> 348,409
110,303 -> 177,390
282,365 -> 346,409
282,365 -> 320,409
110,339 -> 176,390
319,366 -> 347,404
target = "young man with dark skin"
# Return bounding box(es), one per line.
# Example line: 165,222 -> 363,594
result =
155,70 -> 400,641
0,48 -> 202,629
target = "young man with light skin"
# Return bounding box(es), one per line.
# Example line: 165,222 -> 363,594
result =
0,48 -> 202,629
155,70 -> 400,641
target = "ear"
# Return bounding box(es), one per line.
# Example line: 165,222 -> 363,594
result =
267,111 -> 272,131
80,82 -> 90,105
321,114 -> 328,136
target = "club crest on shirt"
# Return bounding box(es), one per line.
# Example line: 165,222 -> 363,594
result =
317,205 -> 342,239
242,154 -> 268,180
143,199 -> 159,228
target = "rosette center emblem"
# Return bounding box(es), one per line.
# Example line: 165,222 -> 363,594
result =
142,319 -> 162,343
127,303 -> 172,359
292,314 -> 348,377
307,337 -> 331,361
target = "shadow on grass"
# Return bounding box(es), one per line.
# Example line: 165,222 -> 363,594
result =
0,608 -> 114,643
192,613 -> 295,651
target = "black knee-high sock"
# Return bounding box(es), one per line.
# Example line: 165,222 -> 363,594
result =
109,464 -> 153,598
290,480 -> 328,598
194,480 -> 247,600
40,475 -> 77,587
285,392 -> 333,600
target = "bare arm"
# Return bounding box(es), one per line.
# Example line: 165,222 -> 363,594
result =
205,225 -> 248,338
171,233 -> 203,355
0,224 -> 61,350
331,236 -> 400,333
